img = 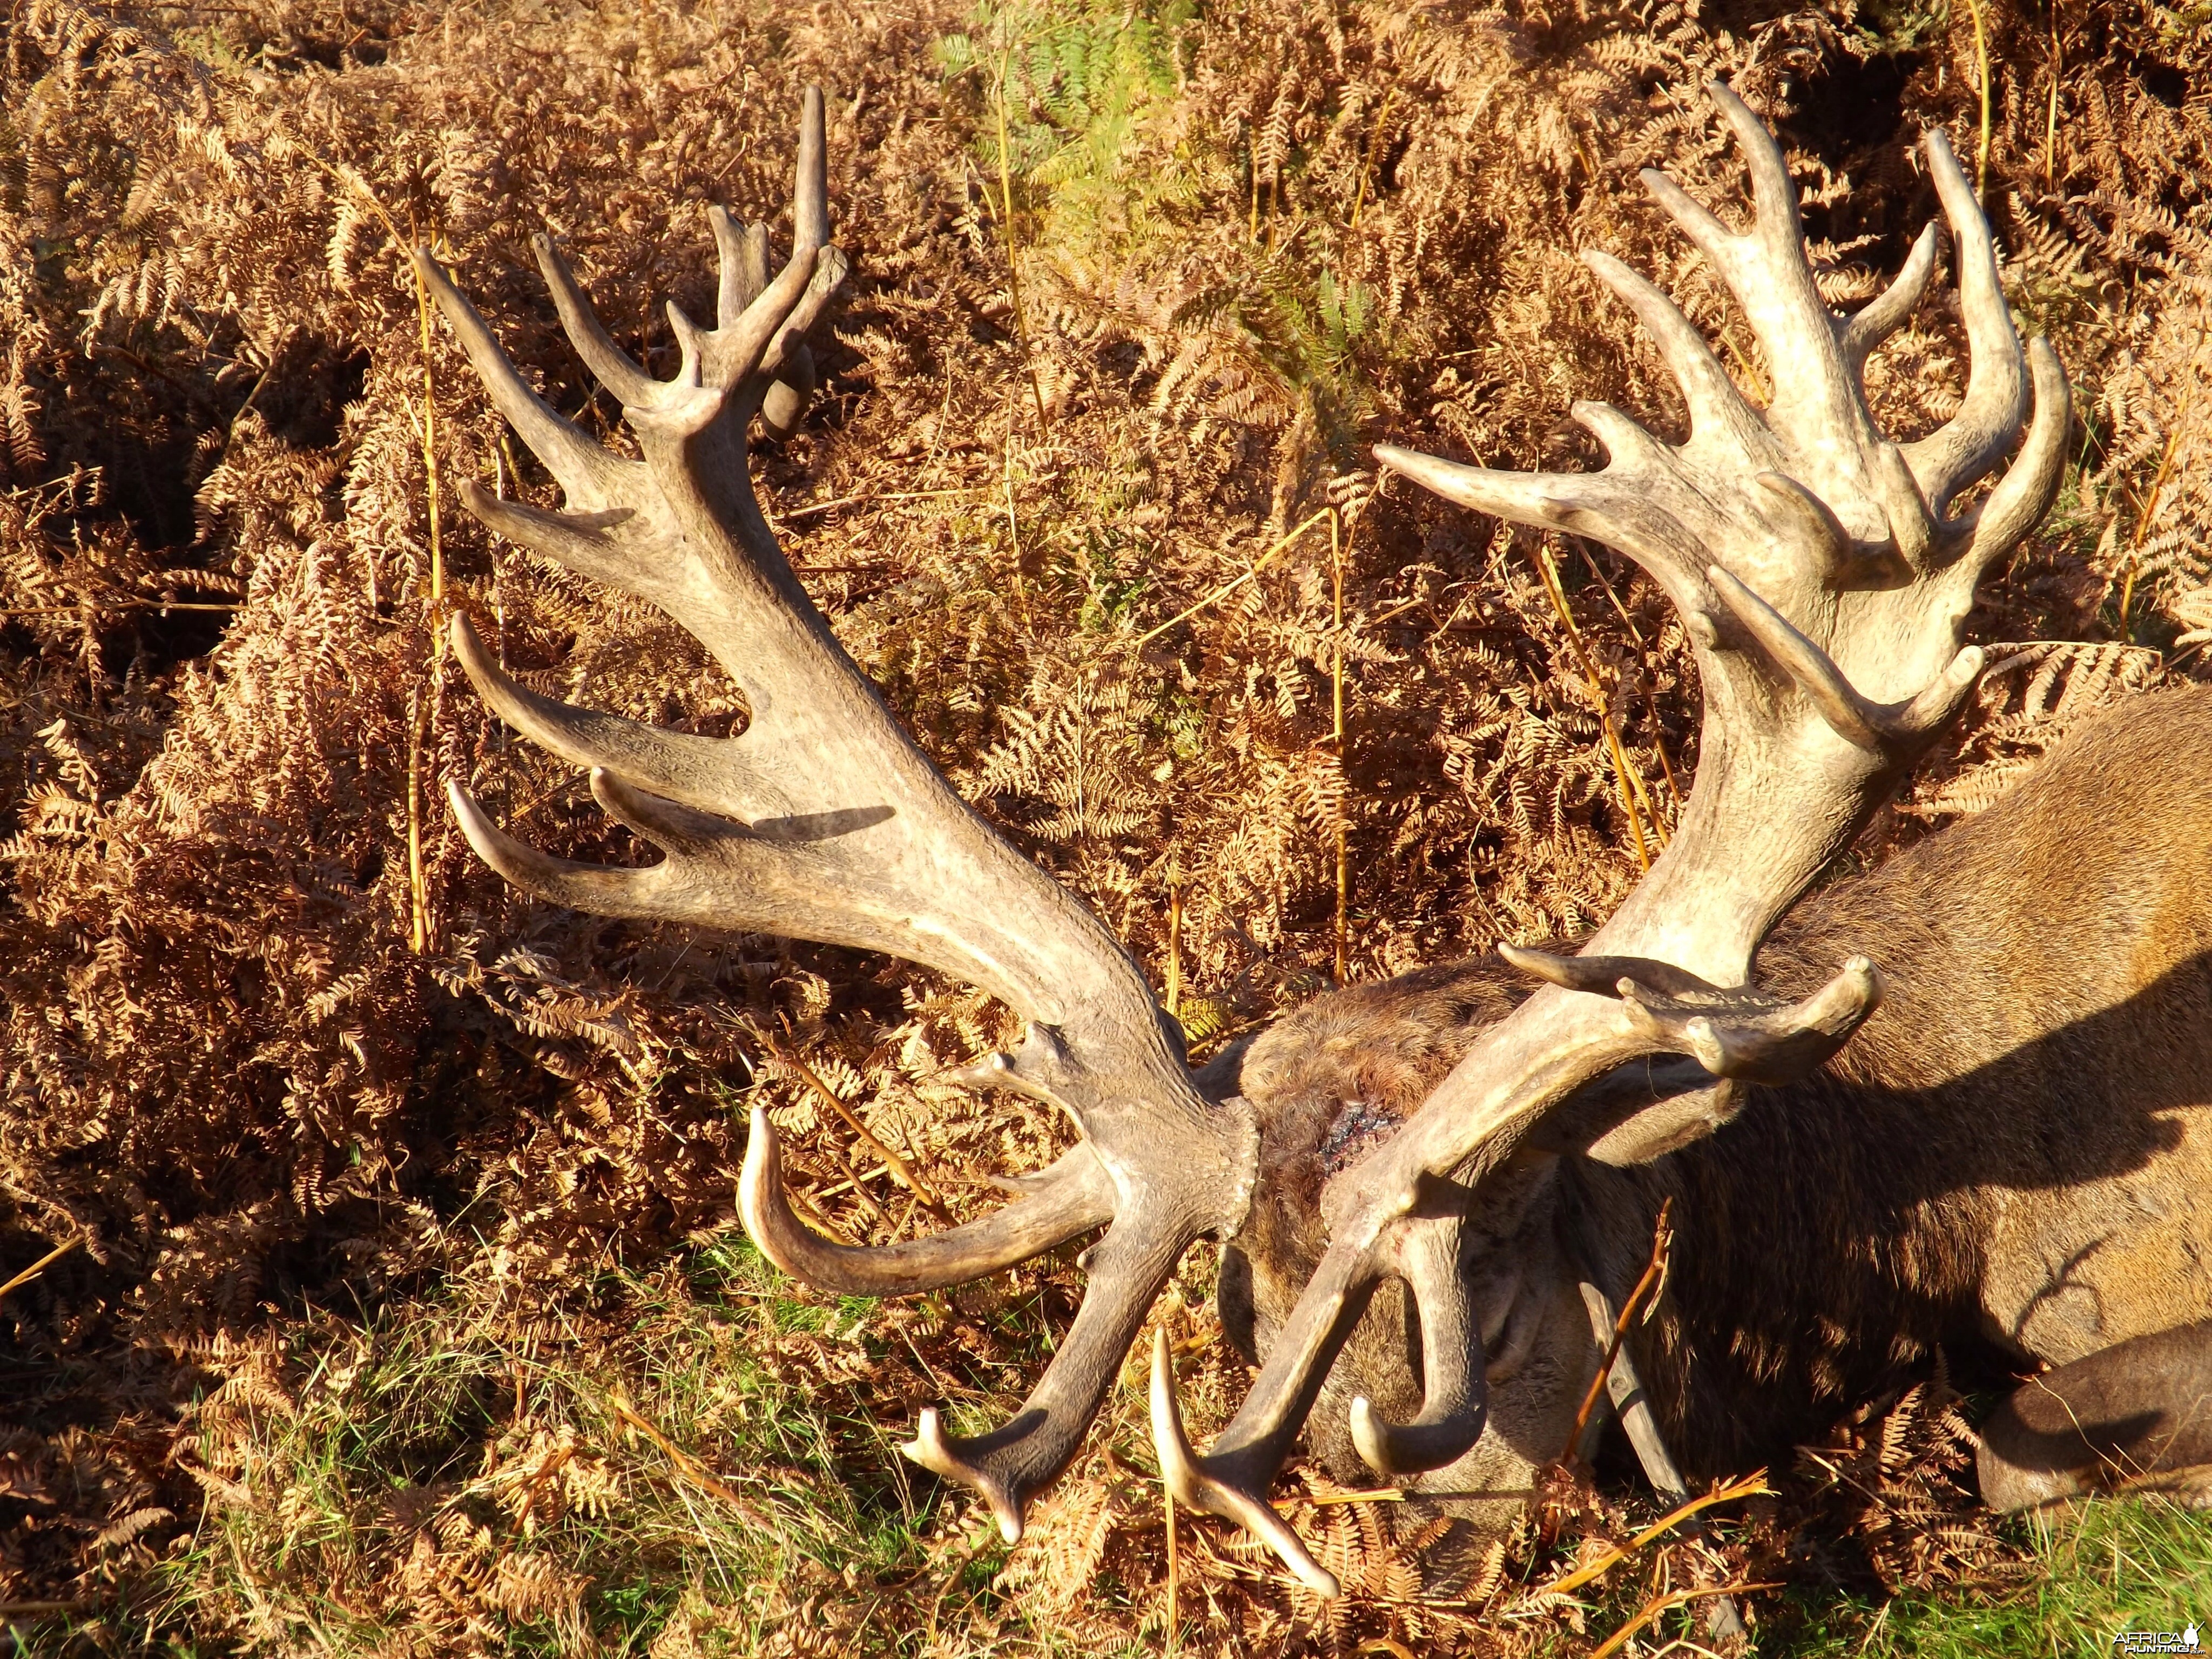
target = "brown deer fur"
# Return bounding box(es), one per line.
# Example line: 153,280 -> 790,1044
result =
1219,683 -> 2212,1520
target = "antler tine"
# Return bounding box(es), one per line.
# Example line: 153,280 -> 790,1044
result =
412,253 -> 639,510
437,90 -> 1260,1547
532,234 -> 665,410
1710,81 -> 1801,231
1347,1207 -> 1488,1477
1151,1327 -> 1341,1596
1841,220 -> 1941,368
1368,444 -> 1717,609
1580,251 -> 1769,460
703,205 -> 824,439
696,84 -> 833,394
1702,565 -> 1986,751
447,611 -> 768,819
1179,87 -> 2066,1589
903,1209 -> 1202,1542
740,1108 -> 1114,1294
451,480 -> 679,608
447,775 -> 671,915
710,207 -> 767,321
1903,130 -> 2029,520
1151,1172 -> 1495,1584
1501,944 -> 1886,1087
1953,336 -> 2071,584
450,737 -> 1081,1010
1671,87 -> 1893,506
791,82 -> 831,255
506,84 -> 834,424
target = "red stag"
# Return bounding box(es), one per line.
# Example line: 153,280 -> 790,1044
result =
423,84 -> 2212,1600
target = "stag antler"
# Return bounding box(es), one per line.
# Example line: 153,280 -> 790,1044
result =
427,89 -> 1257,1543
1151,84 -> 2069,1593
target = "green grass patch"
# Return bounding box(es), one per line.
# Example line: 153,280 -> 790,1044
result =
1779,1498 -> 2212,1657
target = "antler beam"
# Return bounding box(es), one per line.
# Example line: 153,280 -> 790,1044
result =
431,89 -> 1257,1545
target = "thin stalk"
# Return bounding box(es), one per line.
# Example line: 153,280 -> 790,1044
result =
1588,1575 -> 1780,1657
793,1187 -> 860,1247
1164,885 -> 1183,1019
1542,1472 -> 1772,1599
410,218 -> 446,611
1572,538 -> 1644,645
1135,507 -> 1333,646
2117,385 -> 2193,640
1331,507 -> 1349,985
1719,327 -> 1769,404
406,685 -> 429,954
1561,1197 -> 1673,1465
1164,1485 -> 1179,1650
1571,539 -> 1682,816
491,436 -> 513,668
781,486 -> 987,522
1964,0 -> 1994,194
0,1235 -> 82,1303
2046,3 -> 2062,188
1348,84 -> 1399,232
810,1164 -> 894,1202
407,283 -> 444,955
1645,681 -> 1684,809
993,42 -> 1049,428
1003,396 -> 1029,608
347,187 -> 446,619
1248,125 -> 1262,242
1534,545 -> 1652,868
1612,686 -> 1669,848
816,1132 -> 893,1228
314,163 -> 446,952
774,1043 -> 953,1224
606,1388 -> 775,1529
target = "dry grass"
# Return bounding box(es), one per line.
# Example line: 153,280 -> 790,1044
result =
1,0 -> 2209,1651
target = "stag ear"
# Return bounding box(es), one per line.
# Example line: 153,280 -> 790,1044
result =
1524,1060 -> 1747,1166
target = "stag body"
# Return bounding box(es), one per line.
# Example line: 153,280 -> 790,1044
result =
1225,687 -> 2212,1518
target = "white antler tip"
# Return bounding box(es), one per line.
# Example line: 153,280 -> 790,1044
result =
1293,1556 -> 1342,1599
912,1420 -> 1030,1532
742,1099 -> 775,1155
1347,1394 -> 1384,1469
444,779 -> 500,855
